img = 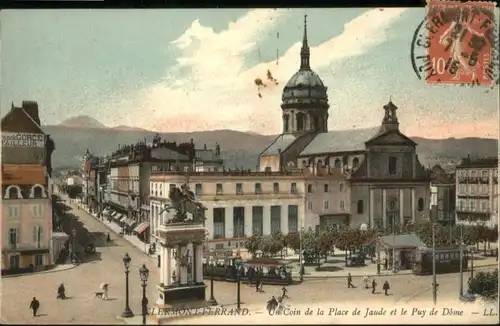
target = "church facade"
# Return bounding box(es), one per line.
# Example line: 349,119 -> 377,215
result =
259,16 -> 431,230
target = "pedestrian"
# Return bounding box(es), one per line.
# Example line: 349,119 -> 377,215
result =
57,283 -> 66,299
248,268 -> 253,287
103,284 -> 109,300
255,278 -> 260,292
383,280 -> 390,296
29,297 -> 40,317
259,279 -> 264,293
107,233 -> 111,242
347,273 -> 355,288
281,286 -> 289,299
371,278 -> 377,294
363,274 -> 369,289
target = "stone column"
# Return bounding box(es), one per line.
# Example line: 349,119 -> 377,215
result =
223,207 -> 232,239
244,206 -> 252,237
369,188 -> 374,227
165,247 -> 172,286
281,205 -> 289,235
399,189 -> 404,225
262,205 -> 271,235
196,243 -> 204,283
186,242 -> 194,283
411,188 -> 416,223
176,244 -> 182,284
382,189 -> 387,228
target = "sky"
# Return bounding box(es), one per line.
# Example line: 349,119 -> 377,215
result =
1,8 -> 498,139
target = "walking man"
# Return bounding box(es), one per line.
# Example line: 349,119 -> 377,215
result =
29,297 -> 40,317
281,286 -> 289,299
371,278 -> 377,294
347,273 -> 355,288
383,280 -> 390,296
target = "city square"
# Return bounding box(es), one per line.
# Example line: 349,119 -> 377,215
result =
1,7 -> 498,325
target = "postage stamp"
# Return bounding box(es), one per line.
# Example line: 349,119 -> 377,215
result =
412,0 -> 498,86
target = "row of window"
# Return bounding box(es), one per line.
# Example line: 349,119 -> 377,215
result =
458,183 -> 490,194
307,200 -> 350,212
457,170 -> 496,178
307,183 -> 345,193
457,199 -> 493,213
150,182 -> 300,197
6,226 -> 45,247
211,205 -> 299,238
7,205 -> 44,218
305,198 -> 425,214
3,185 -> 47,200
302,157 -> 361,169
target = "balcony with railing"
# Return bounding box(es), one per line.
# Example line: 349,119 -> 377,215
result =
456,210 -> 490,222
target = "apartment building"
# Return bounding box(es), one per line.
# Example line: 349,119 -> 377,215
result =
149,171 -> 307,250
455,156 -> 498,227
1,101 -> 56,273
429,164 -> 456,224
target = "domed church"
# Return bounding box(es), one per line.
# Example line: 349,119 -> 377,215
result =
259,15 -> 431,230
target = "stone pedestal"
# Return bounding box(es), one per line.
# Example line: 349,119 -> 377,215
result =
155,222 -> 207,308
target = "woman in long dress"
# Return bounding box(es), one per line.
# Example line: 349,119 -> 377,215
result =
100,283 -> 109,300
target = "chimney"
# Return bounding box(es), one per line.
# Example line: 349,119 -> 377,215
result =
204,144 -> 207,150
215,142 -> 220,156
21,101 -> 41,126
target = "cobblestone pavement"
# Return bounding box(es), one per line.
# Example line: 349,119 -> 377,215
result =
2,204 -> 496,324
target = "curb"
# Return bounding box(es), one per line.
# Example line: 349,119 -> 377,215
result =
298,263 -> 498,280
2,264 -> 78,279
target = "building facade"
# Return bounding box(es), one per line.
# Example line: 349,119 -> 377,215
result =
1,101 -> 55,273
258,16 -> 431,230
429,165 -> 456,224
455,157 -> 498,227
99,137 -> 223,243
149,171 -> 307,249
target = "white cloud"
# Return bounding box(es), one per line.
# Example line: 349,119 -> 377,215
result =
114,8 -> 408,134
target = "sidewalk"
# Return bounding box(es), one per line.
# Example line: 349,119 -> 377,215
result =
2,264 -> 77,279
76,204 -> 157,260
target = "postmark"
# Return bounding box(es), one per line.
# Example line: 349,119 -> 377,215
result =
411,0 -> 498,87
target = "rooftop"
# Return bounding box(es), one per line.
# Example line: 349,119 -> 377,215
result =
457,156 -> 498,168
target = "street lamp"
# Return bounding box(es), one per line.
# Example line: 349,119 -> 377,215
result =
431,221 -> 437,305
139,264 -> 149,326
207,250 -> 218,306
121,253 -> 134,318
299,227 -> 304,282
72,228 -> 77,264
459,224 -> 464,296
235,259 -> 242,310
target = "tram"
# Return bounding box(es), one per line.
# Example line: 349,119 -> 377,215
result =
412,247 -> 468,275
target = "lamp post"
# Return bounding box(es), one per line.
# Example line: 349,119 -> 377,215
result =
72,228 -> 77,264
299,227 -> 304,282
207,250 -> 218,306
121,253 -> 134,318
431,221 -> 437,305
139,264 -> 149,326
459,224 -> 464,296
236,259 -> 242,310
392,216 -> 396,273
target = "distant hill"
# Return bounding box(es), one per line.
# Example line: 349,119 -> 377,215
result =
57,115 -> 107,129
42,118 -> 498,170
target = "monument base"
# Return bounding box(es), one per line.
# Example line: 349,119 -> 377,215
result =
156,283 -> 206,307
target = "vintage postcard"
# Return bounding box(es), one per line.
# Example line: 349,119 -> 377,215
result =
1,6 -> 498,325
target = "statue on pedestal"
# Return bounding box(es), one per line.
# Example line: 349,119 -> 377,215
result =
160,184 -> 207,224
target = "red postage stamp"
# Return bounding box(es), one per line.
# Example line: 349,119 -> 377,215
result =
425,0 -> 497,85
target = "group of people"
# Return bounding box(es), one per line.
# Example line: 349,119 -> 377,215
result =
266,287 -> 290,314
28,283 -> 110,317
347,273 -> 391,295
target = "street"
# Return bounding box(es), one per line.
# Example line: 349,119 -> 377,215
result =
1,203 -> 497,324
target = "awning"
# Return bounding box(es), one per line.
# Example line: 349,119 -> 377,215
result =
125,218 -> 137,227
134,222 -> 149,234
102,208 -> 110,215
113,213 -> 123,221
109,211 -> 117,217
119,215 -> 127,223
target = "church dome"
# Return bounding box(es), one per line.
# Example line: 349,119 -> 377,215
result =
281,16 -> 328,107
285,70 -> 325,88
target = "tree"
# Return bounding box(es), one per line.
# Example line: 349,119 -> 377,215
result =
486,226 -> 498,250
284,232 -> 301,253
243,234 -> 263,256
468,269 -> 498,301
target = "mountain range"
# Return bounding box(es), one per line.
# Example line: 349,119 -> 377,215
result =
47,115 -> 498,170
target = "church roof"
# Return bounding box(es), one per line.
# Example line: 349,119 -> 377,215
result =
261,134 -> 297,156
299,127 -> 378,156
